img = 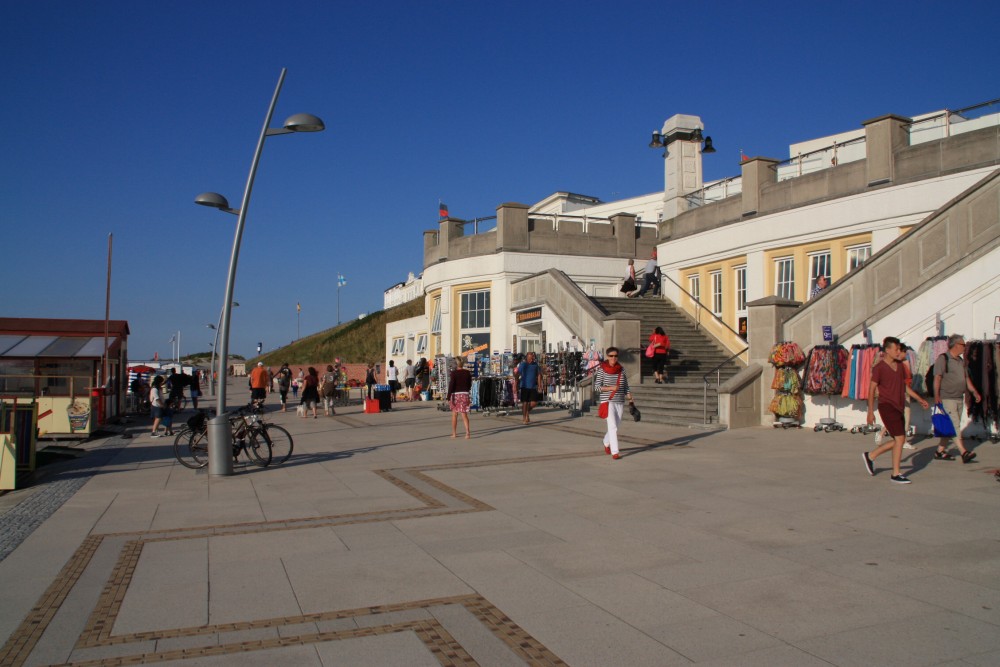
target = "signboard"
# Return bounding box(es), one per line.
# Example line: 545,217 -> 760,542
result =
822,325 -> 833,342
515,307 -> 542,324
738,317 -> 748,341
460,333 -> 490,357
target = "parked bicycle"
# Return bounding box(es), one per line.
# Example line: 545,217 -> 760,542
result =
173,405 -> 293,469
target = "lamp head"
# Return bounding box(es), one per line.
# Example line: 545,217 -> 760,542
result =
702,136 -> 717,154
283,113 -> 325,132
194,192 -> 231,209
648,131 -> 664,149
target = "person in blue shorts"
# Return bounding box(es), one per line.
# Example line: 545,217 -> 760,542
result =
514,351 -> 541,424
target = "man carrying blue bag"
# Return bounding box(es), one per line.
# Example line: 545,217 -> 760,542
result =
932,334 -> 982,463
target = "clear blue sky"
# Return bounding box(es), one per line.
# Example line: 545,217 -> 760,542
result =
2,1 -> 998,361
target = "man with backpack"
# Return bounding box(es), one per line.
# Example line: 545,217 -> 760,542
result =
275,362 -> 292,412
931,335 -> 982,463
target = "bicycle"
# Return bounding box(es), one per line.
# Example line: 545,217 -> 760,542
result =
172,406 -> 292,468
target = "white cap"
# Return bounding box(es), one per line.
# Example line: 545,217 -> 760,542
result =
257,362 -> 264,366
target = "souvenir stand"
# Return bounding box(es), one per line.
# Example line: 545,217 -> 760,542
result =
540,348 -> 585,415
840,343 -> 884,435
802,344 -> 849,432
965,339 -> 1000,442
769,341 -> 805,428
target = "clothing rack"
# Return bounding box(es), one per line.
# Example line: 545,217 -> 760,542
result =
768,342 -> 805,426
803,344 -> 849,431
842,343 -> 883,400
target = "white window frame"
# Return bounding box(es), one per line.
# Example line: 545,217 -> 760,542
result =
460,290 -> 490,330
415,333 -> 427,354
775,256 -> 795,300
710,271 -> 723,316
430,297 -> 442,334
390,338 -> 405,355
688,274 -> 701,304
846,244 -> 871,273
734,265 -> 747,313
809,251 -> 832,295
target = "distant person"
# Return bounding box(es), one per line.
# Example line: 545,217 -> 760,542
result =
365,362 -> 377,399
167,367 -> 187,411
620,258 -> 637,294
629,249 -> 659,298
932,334 -> 981,463
291,377 -> 299,399
810,274 -> 829,300
386,360 -> 400,402
300,366 -> 320,418
594,347 -> 634,459
275,363 -> 292,412
447,357 -> 472,439
149,376 -> 171,437
514,351 -> 541,424
249,362 -> 270,407
415,357 -> 430,397
648,326 -> 671,384
189,370 -> 201,410
862,337 -> 929,484
322,364 -> 338,416
403,359 -> 417,401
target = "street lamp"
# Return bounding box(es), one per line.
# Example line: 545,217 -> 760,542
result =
206,301 -> 238,397
195,68 -> 324,476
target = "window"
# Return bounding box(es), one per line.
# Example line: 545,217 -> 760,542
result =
415,334 -> 427,354
734,265 -> 747,312
775,257 -> 795,299
390,338 -> 405,355
710,271 -> 723,316
847,245 -> 871,272
688,275 -> 701,304
460,290 -> 490,329
809,251 -> 831,295
430,297 -> 442,334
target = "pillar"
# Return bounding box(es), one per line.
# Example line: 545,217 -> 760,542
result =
610,212 -> 637,258
741,157 -> 779,217
495,202 -> 530,252
862,114 -> 912,187
661,114 -> 706,220
747,296 -> 800,425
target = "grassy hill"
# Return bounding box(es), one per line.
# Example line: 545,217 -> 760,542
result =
251,298 -> 424,365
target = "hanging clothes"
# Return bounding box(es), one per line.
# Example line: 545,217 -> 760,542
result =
803,345 -> 849,395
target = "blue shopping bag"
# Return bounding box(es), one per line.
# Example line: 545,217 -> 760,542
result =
931,403 -> 956,438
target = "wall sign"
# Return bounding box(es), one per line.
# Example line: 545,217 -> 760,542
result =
822,325 -> 833,342
515,307 -> 542,324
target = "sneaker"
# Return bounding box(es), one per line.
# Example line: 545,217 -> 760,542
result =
150,432 -> 161,438
890,474 -> 912,484
902,442 -> 916,450
874,430 -> 885,447
862,451 -> 875,476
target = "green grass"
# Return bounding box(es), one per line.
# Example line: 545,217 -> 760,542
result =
251,298 -> 424,365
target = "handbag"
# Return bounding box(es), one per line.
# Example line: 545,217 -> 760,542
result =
620,277 -> 636,293
629,402 -> 641,422
931,403 -> 956,438
645,343 -> 655,358
597,372 -> 622,418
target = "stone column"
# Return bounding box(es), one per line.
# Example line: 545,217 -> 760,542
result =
747,296 -> 800,425
610,212 -> 637,258
437,218 -> 465,262
495,202 -> 530,252
423,229 -> 440,267
862,114 -> 912,187
661,114 -> 706,220
741,157 -> 779,217
602,312 -> 641,387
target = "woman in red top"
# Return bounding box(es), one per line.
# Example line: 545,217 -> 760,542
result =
649,326 -> 671,384
447,357 -> 473,439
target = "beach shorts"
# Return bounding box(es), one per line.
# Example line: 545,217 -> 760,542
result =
519,387 -> 538,403
878,404 -> 905,438
450,392 -> 471,413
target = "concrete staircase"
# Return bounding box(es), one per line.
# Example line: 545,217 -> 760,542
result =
591,296 -> 744,427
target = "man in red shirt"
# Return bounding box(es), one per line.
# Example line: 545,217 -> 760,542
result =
249,362 -> 270,407
862,337 -> 929,484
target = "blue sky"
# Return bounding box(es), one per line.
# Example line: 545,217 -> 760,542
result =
2,1 -> 998,360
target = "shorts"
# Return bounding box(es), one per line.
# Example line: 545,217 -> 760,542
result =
405,378 -> 416,388
389,380 -> 401,391
519,387 -> 538,403
450,392 -> 471,413
151,406 -> 163,419
251,388 -> 267,401
878,404 -> 905,438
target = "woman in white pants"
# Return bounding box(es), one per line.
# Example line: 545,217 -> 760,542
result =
593,346 -> 634,460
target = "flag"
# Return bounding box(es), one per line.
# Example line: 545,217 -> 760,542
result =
439,201 -> 448,218
296,302 -> 301,313
740,149 -> 750,163
153,352 -> 159,361
338,274 -> 347,287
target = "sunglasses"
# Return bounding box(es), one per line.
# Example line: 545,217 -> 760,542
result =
606,354 -> 618,358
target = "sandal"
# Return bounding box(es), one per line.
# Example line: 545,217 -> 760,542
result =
934,450 -> 955,460
961,451 -> 977,464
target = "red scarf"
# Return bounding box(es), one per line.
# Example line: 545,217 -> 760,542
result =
600,360 -> 621,374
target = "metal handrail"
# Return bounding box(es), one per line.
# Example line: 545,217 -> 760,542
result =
906,97 -> 1000,128
660,272 -> 747,344
771,135 -> 867,171
702,348 -> 749,424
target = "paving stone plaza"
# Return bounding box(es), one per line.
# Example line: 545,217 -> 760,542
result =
1,378 -> 998,666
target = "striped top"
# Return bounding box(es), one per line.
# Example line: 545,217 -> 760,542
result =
593,364 -> 631,403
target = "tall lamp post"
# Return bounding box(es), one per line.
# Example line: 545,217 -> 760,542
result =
206,301 -> 238,397
195,68 -> 324,476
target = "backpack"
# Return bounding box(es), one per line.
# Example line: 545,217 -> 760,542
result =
321,373 -> 336,397
924,353 -> 947,398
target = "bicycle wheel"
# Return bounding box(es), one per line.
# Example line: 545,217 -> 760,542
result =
257,424 -> 293,464
173,428 -> 208,469
244,431 -> 272,467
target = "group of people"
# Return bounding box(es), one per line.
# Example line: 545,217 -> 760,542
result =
147,368 -> 202,437
250,361 -> 351,418
621,250 -> 661,299
864,333 -> 981,484
366,358 -> 431,402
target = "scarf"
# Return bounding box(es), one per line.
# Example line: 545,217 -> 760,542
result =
600,360 -> 621,374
